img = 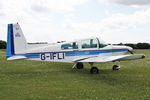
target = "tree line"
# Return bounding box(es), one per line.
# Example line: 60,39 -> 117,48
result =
117,43 -> 150,49
113,43 -> 150,49
0,40 -> 150,49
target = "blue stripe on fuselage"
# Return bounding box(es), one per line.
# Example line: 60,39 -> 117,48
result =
65,49 -> 128,56
16,54 -> 40,58
8,49 -> 128,59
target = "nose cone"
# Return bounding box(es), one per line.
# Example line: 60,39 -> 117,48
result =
112,45 -> 133,51
126,46 -> 133,51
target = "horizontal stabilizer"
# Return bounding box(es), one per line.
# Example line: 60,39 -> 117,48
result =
7,56 -> 27,60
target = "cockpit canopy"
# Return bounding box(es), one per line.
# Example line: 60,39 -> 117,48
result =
61,38 -> 108,50
61,42 -> 78,50
99,38 -> 108,48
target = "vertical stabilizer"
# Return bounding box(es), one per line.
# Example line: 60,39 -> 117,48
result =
6,23 -> 27,58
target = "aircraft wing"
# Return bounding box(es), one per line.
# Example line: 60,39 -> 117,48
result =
73,54 -> 145,62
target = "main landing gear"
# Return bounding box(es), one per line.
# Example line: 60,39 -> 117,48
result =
72,62 -> 99,74
89,62 -> 99,74
72,63 -> 84,69
72,62 -> 120,74
76,63 -> 84,69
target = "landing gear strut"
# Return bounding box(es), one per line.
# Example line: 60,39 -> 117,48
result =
89,62 -> 99,74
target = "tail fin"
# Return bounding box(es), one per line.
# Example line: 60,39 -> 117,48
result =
6,23 -> 27,58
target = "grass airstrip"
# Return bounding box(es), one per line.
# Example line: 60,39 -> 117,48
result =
0,49 -> 150,100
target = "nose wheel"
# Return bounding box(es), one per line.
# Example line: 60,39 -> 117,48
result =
112,65 -> 120,70
112,61 -> 120,70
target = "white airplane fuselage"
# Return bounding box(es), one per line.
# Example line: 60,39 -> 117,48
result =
6,23 -> 145,65
24,42 -> 131,62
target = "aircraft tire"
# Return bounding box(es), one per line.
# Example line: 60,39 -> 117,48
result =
76,63 -> 84,69
90,67 -> 99,74
112,65 -> 120,70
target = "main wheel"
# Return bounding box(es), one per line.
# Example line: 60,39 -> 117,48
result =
76,63 -> 84,69
90,67 -> 99,74
112,65 -> 120,70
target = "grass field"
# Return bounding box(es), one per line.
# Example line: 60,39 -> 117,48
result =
0,49 -> 150,100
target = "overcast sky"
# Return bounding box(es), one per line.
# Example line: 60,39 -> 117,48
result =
0,0 -> 150,43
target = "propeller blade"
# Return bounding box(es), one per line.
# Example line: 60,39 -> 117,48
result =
128,50 -> 134,54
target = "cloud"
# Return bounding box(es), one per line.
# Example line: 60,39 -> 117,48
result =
31,5 -> 50,13
62,8 -> 150,40
0,0 -> 88,42
0,0 -> 88,28
0,0 -> 149,43
0,12 -> 5,16
105,10 -> 110,15
30,0 -> 87,13
64,9 -> 150,31
101,0 -> 150,7
101,9 -> 150,30
0,0 -> 88,19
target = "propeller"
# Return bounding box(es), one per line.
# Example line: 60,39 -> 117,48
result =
128,50 -> 135,54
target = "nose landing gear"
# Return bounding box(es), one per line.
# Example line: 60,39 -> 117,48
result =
112,65 -> 120,70
112,61 -> 120,70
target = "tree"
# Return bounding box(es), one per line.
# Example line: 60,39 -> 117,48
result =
125,43 -> 137,49
137,43 -> 150,49
0,40 -> 6,49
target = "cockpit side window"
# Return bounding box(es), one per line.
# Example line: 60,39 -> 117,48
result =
81,39 -> 97,49
99,39 -> 108,48
61,42 -> 78,50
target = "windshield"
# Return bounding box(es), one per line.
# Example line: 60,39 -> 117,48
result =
81,39 -> 97,49
98,38 -> 108,48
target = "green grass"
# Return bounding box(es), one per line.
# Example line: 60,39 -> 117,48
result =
0,49 -> 150,100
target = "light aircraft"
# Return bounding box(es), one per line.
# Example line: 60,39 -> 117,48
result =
6,23 -> 145,74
